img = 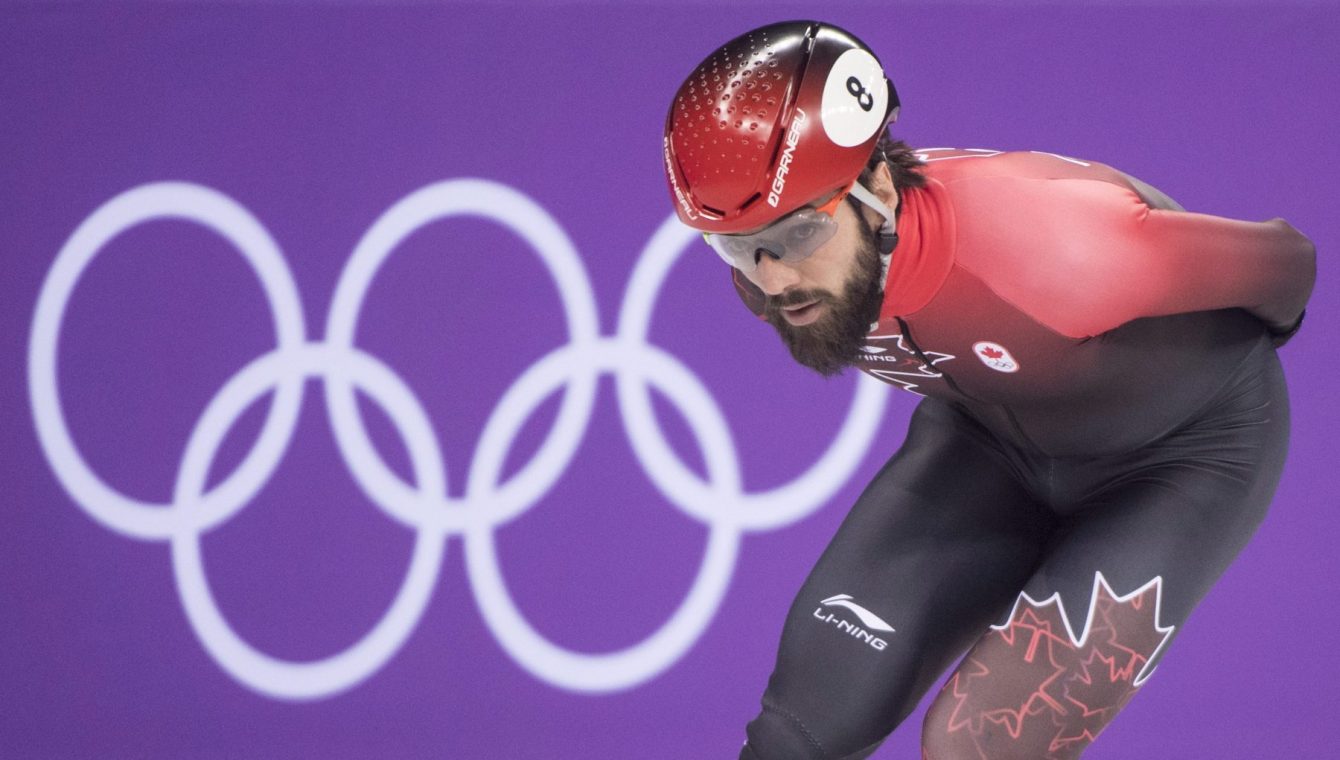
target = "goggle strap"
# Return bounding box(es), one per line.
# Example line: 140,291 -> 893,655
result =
813,182 -> 854,216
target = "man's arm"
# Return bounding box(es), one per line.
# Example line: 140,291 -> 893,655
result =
1113,171 -> 1307,346
913,167 -> 1314,342
1002,177 -> 1318,340
1128,203 -> 1315,334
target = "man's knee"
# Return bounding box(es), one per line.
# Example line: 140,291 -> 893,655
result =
741,701 -> 888,760
740,704 -> 826,760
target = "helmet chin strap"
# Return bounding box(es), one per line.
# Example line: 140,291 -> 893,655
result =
848,181 -> 899,255
847,181 -> 900,287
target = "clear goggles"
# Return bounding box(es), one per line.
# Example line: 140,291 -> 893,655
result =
704,181 -> 893,273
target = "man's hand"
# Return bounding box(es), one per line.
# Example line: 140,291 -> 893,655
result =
1267,309 -> 1306,348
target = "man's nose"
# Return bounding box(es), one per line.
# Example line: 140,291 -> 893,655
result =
751,251 -> 800,296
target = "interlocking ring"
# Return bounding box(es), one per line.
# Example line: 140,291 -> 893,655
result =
29,178 -> 889,700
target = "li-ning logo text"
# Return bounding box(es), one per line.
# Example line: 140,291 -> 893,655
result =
767,108 -> 807,207
813,593 -> 893,651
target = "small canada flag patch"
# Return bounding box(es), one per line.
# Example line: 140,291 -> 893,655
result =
973,341 -> 1019,373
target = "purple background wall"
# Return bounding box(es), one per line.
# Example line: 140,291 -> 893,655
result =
2,2 -> 1335,758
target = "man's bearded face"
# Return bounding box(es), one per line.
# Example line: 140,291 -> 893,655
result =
762,222 -> 884,377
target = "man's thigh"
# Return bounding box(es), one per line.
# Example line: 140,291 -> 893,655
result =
742,400 -> 1053,760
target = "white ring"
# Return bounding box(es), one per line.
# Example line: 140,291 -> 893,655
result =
466,338 -> 743,691
29,182 -> 305,540
171,344 -> 447,700
324,179 -> 600,527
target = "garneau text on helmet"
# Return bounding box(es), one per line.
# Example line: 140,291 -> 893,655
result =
663,137 -> 698,220
767,108 -> 807,208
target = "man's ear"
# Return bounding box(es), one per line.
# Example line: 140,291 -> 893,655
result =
871,160 -> 898,212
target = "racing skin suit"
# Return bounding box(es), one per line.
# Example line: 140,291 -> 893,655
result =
734,149 -> 1316,759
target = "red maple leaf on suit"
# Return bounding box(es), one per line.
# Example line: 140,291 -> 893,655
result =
1090,586 -> 1168,684
975,703 -> 1071,760
1051,650 -> 1137,754
929,577 -> 1174,760
945,608 -> 1073,737
980,346 -> 1004,359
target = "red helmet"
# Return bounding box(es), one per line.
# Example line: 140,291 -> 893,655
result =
664,20 -> 900,234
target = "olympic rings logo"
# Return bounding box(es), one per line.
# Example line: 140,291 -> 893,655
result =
28,179 -> 890,700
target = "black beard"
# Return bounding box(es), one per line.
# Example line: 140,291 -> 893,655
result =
763,225 -> 884,377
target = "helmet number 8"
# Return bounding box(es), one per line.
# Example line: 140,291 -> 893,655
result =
846,77 -> 874,112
